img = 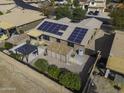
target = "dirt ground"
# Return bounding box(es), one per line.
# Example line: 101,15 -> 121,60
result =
0,52 -> 72,93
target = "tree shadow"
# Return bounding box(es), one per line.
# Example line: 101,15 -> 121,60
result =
13,0 -> 40,11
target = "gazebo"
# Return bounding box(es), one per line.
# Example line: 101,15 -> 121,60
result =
47,42 -> 73,62
15,43 -> 38,62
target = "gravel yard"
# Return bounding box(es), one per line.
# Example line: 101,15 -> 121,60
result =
0,52 -> 72,93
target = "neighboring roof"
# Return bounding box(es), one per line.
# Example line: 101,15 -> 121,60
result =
57,17 -> 71,23
36,18 -> 102,46
0,10 -> 46,27
106,31 -> 124,74
109,31 -> 124,57
107,56 -> 124,74
7,34 -> 29,45
26,29 -> 43,38
0,21 -> 15,30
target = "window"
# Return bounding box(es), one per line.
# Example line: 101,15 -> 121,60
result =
43,35 -> 50,41
30,36 -> 37,40
68,42 -> 74,47
56,38 -> 60,43
91,2 -> 94,5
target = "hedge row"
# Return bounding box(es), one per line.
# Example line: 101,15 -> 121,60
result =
0,42 -> 13,51
34,58 -> 81,91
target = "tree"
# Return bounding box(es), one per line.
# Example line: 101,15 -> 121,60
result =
110,8 -> 124,30
34,59 -> 49,72
72,7 -> 86,21
55,6 -> 72,19
48,65 -> 60,79
59,71 -> 81,90
73,0 -> 79,7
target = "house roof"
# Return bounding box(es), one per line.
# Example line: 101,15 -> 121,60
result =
106,31 -> 124,74
0,21 -> 15,30
0,10 -> 46,27
107,56 -> 124,74
36,18 -> 102,46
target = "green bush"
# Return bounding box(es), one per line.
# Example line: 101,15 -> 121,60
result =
10,52 -> 22,61
59,71 -> 81,90
48,65 -> 60,80
0,47 -> 5,51
0,11 -> 3,15
55,6 -> 72,19
72,7 -> 86,21
4,42 -> 13,50
34,59 -> 49,72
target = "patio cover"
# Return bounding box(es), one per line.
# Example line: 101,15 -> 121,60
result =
0,21 -> 15,30
26,29 -> 43,38
106,56 -> 124,75
15,44 -> 38,55
48,42 -> 72,56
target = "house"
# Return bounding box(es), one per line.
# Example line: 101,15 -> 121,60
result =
0,9 -> 46,38
105,31 -> 124,86
26,18 -> 102,63
88,0 -> 106,12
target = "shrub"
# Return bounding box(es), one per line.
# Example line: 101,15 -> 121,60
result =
48,65 -> 60,80
0,47 -> 5,51
10,52 -> 22,61
0,11 -> 3,15
59,71 -> 81,91
4,42 -> 13,50
34,59 -> 49,72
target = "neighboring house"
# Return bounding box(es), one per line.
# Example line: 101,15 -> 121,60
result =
88,0 -> 106,12
26,17 -> 102,63
105,31 -> 124,87
0,9 -> 46,37
86,0 -> 111,24
79,0 -> 89,10
54,0 -> 68,5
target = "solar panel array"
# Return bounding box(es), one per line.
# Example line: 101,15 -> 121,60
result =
68,27 -> 88,44
16,44 -> 37,55
37,21 -> 68,36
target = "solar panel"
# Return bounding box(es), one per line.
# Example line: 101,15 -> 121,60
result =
37,21 -> 68,36
15,44 -> 37,55
68,27 -> 88,44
